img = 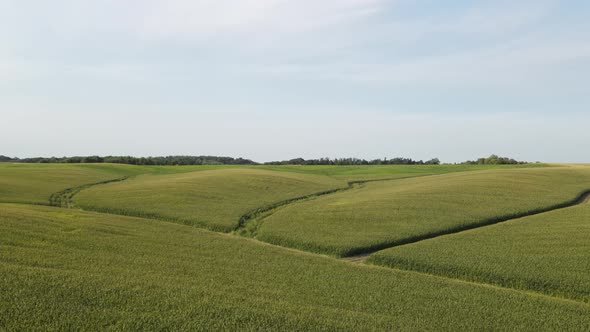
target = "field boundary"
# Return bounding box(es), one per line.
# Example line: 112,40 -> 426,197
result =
3,201 -> 589,311
21,184 -> 590,308
233,175 -> 432,236
226,219 -> 590,307
48,176 -> 131,208
51,173 -> 434,234
233,185 -> 356,236
344,190 -> 590,261
46,168 -> 590,263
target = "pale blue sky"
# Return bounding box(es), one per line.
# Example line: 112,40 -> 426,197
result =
2,0 -> 589,162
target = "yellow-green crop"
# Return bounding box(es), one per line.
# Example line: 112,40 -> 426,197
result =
369,200 -> 590,303
0,163 -> 149,205
0,163 -> 236,205
1,204 -> 589,331
75,168 -> 346,231
257,167 -> 590,256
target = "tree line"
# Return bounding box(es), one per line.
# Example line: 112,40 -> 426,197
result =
0,154 -> 529,166
461,154 -> 529,165
0,155 -> 257,165
0,155 -> 439,166
264,157 -> 441,165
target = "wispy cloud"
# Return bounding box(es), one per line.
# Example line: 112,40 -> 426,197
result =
241,0 -> 590,91
104,0 -> 387,40
2,0 -> 590,163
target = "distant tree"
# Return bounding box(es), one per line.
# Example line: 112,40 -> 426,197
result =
265,156 -> 443,166
81,156 -> 104,163
462,154 -> 527,165
15,155 -> 257,166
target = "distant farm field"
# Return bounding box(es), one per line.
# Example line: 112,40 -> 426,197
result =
1,162 -> 590,330
0,163 -> 142,205
74,168 -> 346,231
258,163 -> 548,181
257,167 -> 590,256
0,163 -> 229,205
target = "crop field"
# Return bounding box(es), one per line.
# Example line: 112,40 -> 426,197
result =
2,162 -> 590,330
74,169 -> 347,231
0,163 -> 144,205
0,163 -> 229,205
369,201 -> 590,303
2,204 -> 590,331
257,167 -> 590,256
258,163 -> 548,181
72,164 -> 544,233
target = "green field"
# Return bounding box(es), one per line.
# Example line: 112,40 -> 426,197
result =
369,201 -> 590,303
2,162 -> 590,330
72,164 -> 545,233
2,204 -> 589,331
0,164 -> 142,205
257,167 -> 590,256
0,163 -> 229,205
0,162 -> 532,211
258,163 -> 548,181
74,168 -> 346,231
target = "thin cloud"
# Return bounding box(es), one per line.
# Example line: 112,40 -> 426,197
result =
2,0 -> 590,163
136,0 -> 386,39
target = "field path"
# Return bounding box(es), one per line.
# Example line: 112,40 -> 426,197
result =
341,253 -> 371,264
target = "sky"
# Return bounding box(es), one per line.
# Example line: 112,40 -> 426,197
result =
1,0 -> 589,163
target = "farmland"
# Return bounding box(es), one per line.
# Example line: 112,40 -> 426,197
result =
1,162 -> 590,330
257,167 -> 590,256
74,169 -> 346,231
2,204 -> 590,331
72,164 -> 528,232
369,200 -> 590,303
5,0 -> 588,329
258,163 -> 547,181
0,163 -> 227,205
0,163 -> 145,205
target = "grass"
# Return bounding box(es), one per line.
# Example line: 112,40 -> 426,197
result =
74,168 -> 347,232
1,204 -> 589,331
257,166 -> 590,256
369,201 -> 590,303
0,163 -> 231,205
